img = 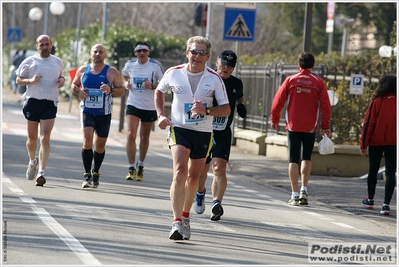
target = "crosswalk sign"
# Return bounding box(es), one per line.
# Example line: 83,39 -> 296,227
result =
223,8 -> 256,42
7,28 -> 22,43
226,14 -> 252,38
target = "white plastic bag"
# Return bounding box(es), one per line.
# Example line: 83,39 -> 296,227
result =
318,134 -> 334,155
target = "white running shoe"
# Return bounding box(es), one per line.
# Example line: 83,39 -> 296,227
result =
182,217 -> 191,240
169,221 -> 183,240
26,157 -> 38,180
193,190 -> 206,214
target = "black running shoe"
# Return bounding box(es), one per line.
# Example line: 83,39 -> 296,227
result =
210,202 -> 224,221
82,172 -> 92,188
92,170 -> 100,188
136,165 -> 144,181
380,205 -> 390,215
35,175 -> 46,186
362,197 -> 374,209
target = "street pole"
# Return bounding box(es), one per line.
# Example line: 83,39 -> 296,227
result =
12,3 -> 16,51
341,26 -> 348,57
340,18 -> 355,57
327,32 -> 333,57
69,3 -> 83,113
205,2 -> 211,66
303,3 -> 313,52
43,3 -> 49,34
102,3 -> 108,41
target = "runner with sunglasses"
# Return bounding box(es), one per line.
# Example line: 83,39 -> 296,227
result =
155,36 -> 230,240
121,41 -> 164,181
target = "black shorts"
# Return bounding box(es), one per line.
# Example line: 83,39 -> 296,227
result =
81,112 -> 112,138
168,126 -> 213,159
126,105 -> 157,122
206,127 -> 232,164
287,131 -> 316,163
22,98 -> 58,122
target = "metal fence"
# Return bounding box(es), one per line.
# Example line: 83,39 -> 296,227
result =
234,63 -> 326,136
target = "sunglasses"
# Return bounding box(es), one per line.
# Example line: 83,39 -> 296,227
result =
190,49 -> 209,56
136,49 -> 148,53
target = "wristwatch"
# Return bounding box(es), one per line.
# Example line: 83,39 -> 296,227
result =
206,108 -> 211,115
110,84 -> 115,93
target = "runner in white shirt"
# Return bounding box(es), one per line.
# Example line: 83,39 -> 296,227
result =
16,34 -> 65,187
122,41 -> 164,181
155,36 -> 230,241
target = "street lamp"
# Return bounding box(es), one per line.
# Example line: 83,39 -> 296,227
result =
379,45 -> 394,73
49,2 -> 65,37
340,18 -> 355,57
378,45 -> 393,58
29,7 -> 43,41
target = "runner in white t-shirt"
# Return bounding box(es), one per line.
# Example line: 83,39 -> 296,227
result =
16,35 -> 65,187
155,36 -> 230,241
121,41 -> 164,181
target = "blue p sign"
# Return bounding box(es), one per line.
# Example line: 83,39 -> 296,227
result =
350,74 -> 364,95
353,77 -> 362,86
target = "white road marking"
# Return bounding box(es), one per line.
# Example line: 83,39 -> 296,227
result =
20,196 -> 36,204
193,219 -> 236,233
304,211 -> 333,220
261,222 -> 341,241
331,222 -> 355,229
32,207 -> 102,265
232,185 -> 245,189
243,189 -> 257,193
2,174 -> 101,265
256,194 -> 272,199
3,178 -> 26,195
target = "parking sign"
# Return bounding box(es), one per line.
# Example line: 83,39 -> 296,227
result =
349,74 -> 364,95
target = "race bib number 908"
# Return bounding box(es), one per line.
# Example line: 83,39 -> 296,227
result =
213,116 -> 228,130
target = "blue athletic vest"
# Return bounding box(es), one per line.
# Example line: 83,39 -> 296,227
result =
80,64 -> 113,115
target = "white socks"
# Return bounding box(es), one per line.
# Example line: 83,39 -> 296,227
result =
300,186 -> 308,193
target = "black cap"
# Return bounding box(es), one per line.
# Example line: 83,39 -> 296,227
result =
218,50 -> 237,67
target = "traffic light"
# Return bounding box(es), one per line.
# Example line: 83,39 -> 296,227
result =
194,3 -> 203,27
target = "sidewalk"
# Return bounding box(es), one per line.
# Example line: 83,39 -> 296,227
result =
2,85 -> 396,218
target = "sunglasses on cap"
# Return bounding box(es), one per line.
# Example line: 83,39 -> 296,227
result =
190,49 -> 209,56
136,49 -> 149,53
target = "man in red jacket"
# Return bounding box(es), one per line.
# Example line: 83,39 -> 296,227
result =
271,52 -> 331,206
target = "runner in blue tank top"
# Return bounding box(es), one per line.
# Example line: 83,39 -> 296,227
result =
81,64 -> 113,115
71,44 -> 125,189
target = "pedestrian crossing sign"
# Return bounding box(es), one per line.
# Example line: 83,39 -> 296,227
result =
223,9 -> 256,42
7,28 -> 22,43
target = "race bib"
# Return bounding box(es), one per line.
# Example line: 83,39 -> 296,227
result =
212,116 -> 228,130
183,102 -> 207,125
85,88 -> 104,108
132,77 -> 148,90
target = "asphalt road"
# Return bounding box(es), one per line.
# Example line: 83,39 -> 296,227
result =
2,87 -> 397,266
